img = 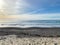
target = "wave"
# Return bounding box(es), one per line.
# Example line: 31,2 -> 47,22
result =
0,20 -> 60,28
0,24 -> 60,28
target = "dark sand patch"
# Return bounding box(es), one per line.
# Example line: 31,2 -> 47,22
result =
0,27 -> 60,37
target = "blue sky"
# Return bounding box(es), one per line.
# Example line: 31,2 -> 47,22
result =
15,0 -> 60,20
0,0 -> 60,20
15,0 -> 60,14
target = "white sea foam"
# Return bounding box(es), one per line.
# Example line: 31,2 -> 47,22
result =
0,23 -> 60,28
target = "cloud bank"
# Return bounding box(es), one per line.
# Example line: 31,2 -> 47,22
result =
0,0 -> 60,15
0,13 -> 60,20
0,0 -> 60,23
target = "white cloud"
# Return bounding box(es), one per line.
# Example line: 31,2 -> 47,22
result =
0,0 -> 60,21
0,0 -> 33,15
8,13 -> 60,20
20,13 -> 60,20
0,13 -> 60,23
12,0 -> 35,15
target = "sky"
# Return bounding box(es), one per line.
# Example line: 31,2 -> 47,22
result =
0,0 -> 60,22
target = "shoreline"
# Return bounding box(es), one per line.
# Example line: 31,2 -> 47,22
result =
0,27 -> 60,29
0,27 -> 60,45
0,27 -> 60,37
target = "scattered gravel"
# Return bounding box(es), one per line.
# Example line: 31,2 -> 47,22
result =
0,35 -> 60,45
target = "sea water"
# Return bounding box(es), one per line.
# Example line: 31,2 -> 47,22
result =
18,20 -> 60,28
0,20 -> 60,28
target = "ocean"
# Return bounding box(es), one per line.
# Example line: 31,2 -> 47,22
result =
18,20 -> 60,28
0,20 -> 60,28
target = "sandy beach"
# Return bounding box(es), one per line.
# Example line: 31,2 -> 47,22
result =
0,35 -> 60,45
0,27 -> 60,45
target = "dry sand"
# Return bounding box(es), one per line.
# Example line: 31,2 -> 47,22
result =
0,35 -> 60,45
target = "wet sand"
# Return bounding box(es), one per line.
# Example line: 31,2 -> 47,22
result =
0,27 -> 60,37
0,27 -> 60,45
